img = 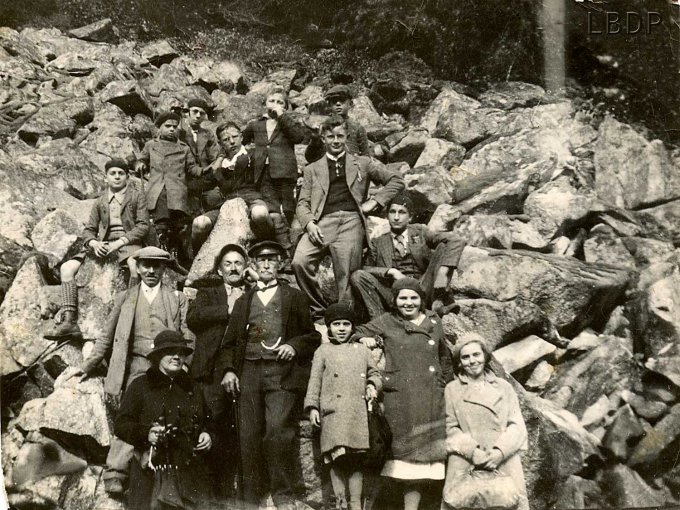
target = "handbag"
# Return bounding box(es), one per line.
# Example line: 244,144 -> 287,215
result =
363,399 -> 393,469
443,467 -> 520,510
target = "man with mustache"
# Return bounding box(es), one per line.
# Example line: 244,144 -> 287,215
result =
186,243 -> 254,496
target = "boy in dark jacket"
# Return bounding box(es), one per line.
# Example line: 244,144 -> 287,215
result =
243,87 -> 305,254
45,159 -> 149,340
135,111 -> 201,265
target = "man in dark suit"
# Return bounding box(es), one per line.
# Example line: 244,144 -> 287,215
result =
187,243 -> 253,495
292,115 -> 405,317
216,240 -> 321,510
351,194 -> 465,318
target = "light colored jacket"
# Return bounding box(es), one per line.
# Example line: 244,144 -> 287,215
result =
81,283 -> 194,396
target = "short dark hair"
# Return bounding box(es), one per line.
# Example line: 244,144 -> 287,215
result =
320,115 -> 347,135
387,194 -> 413,215
267,86 -> 290,108
216,121 -> 242,139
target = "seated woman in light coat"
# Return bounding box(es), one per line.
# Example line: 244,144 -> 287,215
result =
442,332 -> 529,510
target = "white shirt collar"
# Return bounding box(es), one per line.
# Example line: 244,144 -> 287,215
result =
326,151 -> 346,162
108,186 -> 128,203
392,230 -> 408,246
140,281 -> 161,303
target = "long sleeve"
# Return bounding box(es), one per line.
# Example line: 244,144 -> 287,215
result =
444,383 -> 479,459
81,199 -> 102,247
114,377 -> 150,448
365,347 -> 382,393
284,291 -> 321,361
303,349 -> 325,411
278,113 -> 305,144
304,134 -> 324,164
366,159 -> 405,207
295,165 -> 315,229
185,145 -> 202,178
187,287 -> 229,333
124,190 -> 150,246
242,121 -> 255,146
493,382 -> 528,460
214,295 -> 248,377
352,314 -> 388,342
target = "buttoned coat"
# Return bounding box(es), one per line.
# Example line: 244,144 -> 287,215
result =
242,114 -> 305,181
181,125 -> 220,169
353,311 -> 454,463
443,372 -> 529,510
82,185 -> 150,247
304,342 -> 382,455
214,282 -> 321,392
80,284 -> 194,396
139,138 -> 201,214
296,153 -> 405,242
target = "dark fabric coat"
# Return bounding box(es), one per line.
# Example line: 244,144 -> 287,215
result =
212,149 -> 262,204
80,284 -> 194,396
186,283 -> 231,382
242,114 -> 305,181
304,342 -> 382,455
82,185 -> 150,247
180,125 -> 220,169
115,367 -> 214,510
296,153 -> 405,243
304,118 -> 369,164
214,282 -> 321,392
139,138 -> 201,214
353,311 -> 454,463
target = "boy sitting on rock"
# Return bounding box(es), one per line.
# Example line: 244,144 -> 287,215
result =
45,159 -> 149,340
135,111 -> 201,267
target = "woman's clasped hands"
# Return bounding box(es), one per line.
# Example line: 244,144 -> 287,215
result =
471,446 -> 504,471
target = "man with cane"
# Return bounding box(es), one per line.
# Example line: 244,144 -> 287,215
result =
216,240 -> 321,510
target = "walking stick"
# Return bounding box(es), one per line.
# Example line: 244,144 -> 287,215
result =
232,394 -> 245,508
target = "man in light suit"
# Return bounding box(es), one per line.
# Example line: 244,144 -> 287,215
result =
351,194 -> 465,319
292,115 -> 405,317
65,246 -> 194,495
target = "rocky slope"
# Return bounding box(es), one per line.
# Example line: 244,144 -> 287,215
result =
2,19 -> 680,510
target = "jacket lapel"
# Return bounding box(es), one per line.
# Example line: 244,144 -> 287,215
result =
160,285 -> 179,328
460,377 -> 503,413
120,187 -> 132,212
345,154 -> 360,187
317,158 -> 330,195
377,233 -> 393,268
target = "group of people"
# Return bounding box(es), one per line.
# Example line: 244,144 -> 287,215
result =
51,82 -> 530,510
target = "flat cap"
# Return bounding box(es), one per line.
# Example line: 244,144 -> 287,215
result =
187,98 -> 210,112
132,246 -> 172,262
248,240 -> 285,258
325,84 -> 352,100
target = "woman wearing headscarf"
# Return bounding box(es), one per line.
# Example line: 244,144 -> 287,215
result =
442,332 -> 529,510
354,278 -> 454,510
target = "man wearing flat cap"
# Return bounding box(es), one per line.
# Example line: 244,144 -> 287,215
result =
66,246 -> 194,496
134,111 -> 201,264
304,84 -> 370,164
215,240 -> 321,509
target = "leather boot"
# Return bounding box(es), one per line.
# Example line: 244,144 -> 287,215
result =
44,281 -> 82,339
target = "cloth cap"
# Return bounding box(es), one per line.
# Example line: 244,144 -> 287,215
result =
105,158 -> 129,173
147,330 -> 193,359
325,84 -> 352,101
154,111 -> 181,127
391,277 -> 426,300
452,332 -> 489,361
214,243 -> 248,272
132,246 -> 171,262
187,98 -> 210,112
248,240 -> 285,258
388,193 -> 414,214
324,302 -> 356,327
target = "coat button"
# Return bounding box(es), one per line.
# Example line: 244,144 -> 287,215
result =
337,394 -> 341,398
360,373 -> 366,378
429,366 -> 435,372
428,340 -> 435,346
334,373 -> 339,377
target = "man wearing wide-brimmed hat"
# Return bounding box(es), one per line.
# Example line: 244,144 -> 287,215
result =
215,240 -> 321,510
64,246 -> 194,496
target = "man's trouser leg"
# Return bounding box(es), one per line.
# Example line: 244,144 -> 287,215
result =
419,238 -> 466,303
292,228 -> 329,317
262,361 -> 301,507
326,212 -> 364,306
238,360 -> 268,506
350,270 -> 394,319
103,356 -> 150,485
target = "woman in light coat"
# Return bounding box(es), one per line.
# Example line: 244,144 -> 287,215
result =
443,332 -> 529,510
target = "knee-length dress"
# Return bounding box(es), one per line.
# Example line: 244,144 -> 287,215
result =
353,311 -> 454,479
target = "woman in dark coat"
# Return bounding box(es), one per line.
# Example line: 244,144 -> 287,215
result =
115,330 -> 214,510
353,278 -> 454,510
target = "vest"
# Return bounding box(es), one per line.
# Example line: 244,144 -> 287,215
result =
321,156 -> 358,216
244,289 -> 284,360
133,292 -> 171,356
393,244 -> 421,277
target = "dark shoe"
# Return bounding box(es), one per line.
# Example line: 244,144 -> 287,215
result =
104,478 -> 124,496
44,311 -> 82,340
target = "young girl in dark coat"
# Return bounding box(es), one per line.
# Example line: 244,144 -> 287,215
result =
115,330 -> 214,510
304,303 -> 382,510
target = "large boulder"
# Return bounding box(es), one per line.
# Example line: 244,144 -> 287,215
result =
140,39 -> 178,67
212,91 -> 264,127
493,335 -> 556,374
441,298 -> 557,351
635,198 -> 680,245
448,214 -> 548,250
594,116 -> 680,209
67,19 -> 119,44
387,128 -> 429,166
452,247 -> 633,336
180,56 -> 244,92
186,199 -> 254,286
246,68 -> 297,101
413,137 -> 465,169
99,80 -> 154,117
599,464 -> 667,508
478,82 -> 547,110
18,96 -> 95,145
602,404 -> 645,461
543,335 -> 639,419
30,209 -> 84,265
45,52 -> 98,76
0,27 -> 47,65
583,224 -> 637,269
430,89 -> 502,147
398,164 -> 457,211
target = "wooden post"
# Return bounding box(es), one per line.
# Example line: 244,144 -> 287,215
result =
542,0 -> 566,93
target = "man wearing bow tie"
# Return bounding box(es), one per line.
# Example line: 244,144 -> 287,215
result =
292,115 -> 405,318
216,240 -> 321,510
